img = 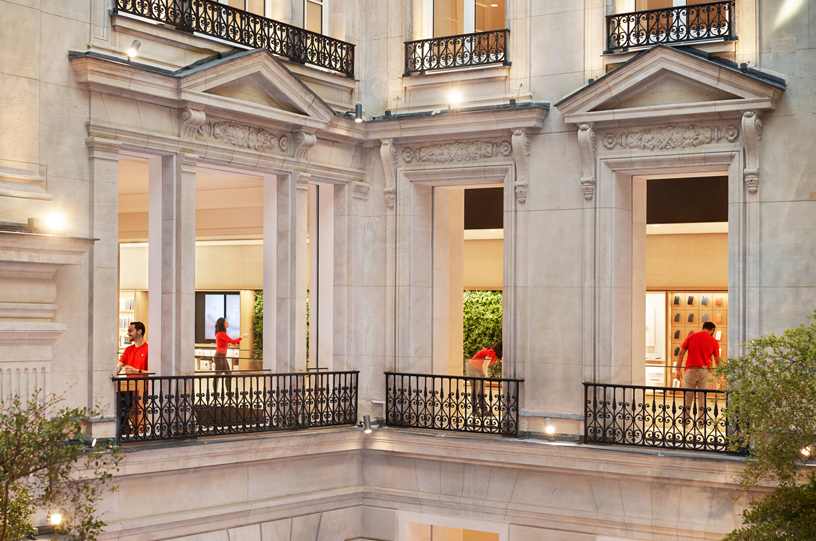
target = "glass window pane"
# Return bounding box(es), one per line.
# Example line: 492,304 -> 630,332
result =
204,294 -> 225,340
636,0 -> 673,9
306,0 -> 323,33
226,295 -> 241,340
475,0 -> 505,33
434,0 -> 464,37
247,0 -> 264,15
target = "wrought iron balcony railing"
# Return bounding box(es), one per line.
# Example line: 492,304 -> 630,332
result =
115,0 -> 355,77
404,29 -> 509,76
584,382 -> 747,455
384,372 -> 523,436
605,0 -> 735,53
112,370 -> 358,443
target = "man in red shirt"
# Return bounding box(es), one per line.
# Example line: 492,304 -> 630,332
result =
674,321 -> 721,426
116,322 -> 148,435
117,321 -> 148,375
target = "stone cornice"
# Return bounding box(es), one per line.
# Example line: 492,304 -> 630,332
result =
0,231 -> 95,266
69,52 -> 328,133
364,105 -> 549,144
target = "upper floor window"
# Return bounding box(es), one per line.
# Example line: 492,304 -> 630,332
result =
635,0 -> 713,9
431,0 -> 505,37
305,0 -> 328,34
223,0 -> 265,16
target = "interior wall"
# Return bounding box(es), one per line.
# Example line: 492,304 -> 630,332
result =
463,239 -> 502,290
646,233 -> 728,290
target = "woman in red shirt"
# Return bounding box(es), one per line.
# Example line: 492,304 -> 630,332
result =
213,317 -> 248,399
466,340 -> 502,416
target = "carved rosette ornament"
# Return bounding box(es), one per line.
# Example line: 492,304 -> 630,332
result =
577,124 -> 597,201
380,139 -> 397,210
741,111 -> 762,194
294,132 -> 317,160
403,140 -> 512,163
511,129 -> 530,204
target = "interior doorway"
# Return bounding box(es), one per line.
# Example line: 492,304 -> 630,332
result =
638,174 -> 729,386
432,185 -> 504,377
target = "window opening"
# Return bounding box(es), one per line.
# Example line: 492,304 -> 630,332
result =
305,0 -> 327,34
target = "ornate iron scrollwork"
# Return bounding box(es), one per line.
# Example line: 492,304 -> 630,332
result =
605,1 -> 735,53
115,0 -> 355,77
404,29 -> 510,76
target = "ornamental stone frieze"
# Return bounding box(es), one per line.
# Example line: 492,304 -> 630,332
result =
402,140 -> 512,163
179,108 -> 291,154
600,124 -> 739,151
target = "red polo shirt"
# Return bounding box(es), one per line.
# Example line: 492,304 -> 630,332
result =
120,342 -> 148,376
681,331 -> 718,368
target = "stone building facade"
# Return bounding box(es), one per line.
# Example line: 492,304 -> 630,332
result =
0,0 -> 813,539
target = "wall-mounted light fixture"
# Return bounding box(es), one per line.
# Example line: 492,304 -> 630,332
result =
363,414 -> 373,434
27,213 -> 66,235
449,91 -> 462,110
126,40 -> 141,59
354,103 -> 363,123
544,418 -> 555,441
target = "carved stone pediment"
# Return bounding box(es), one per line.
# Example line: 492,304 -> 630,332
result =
556,45 -> 785,126
178,49 -> 336,124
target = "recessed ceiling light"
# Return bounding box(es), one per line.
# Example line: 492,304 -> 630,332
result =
491,3 -> 499,7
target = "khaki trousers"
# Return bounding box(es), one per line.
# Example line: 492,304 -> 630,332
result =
682,368 -> 714,424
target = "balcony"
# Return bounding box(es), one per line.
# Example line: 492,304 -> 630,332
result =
404,29 -> 510,76
112,370 -> 358,443
384,372 -> 523,436
114,0 -> 355,78
583,382 -> 747,455
605,1 -> 736,54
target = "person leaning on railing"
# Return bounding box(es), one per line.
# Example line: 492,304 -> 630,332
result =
466,340 -> 502,417
116,321 -> 148,435
674,322 -> 722,426
213,317 -> 249,401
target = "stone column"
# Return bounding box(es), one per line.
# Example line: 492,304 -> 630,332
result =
309,183 -> 335,371
273,172 -> 309,373
147,151 -> 197,377
262,174 -> 277,370
86,137 -> 121,434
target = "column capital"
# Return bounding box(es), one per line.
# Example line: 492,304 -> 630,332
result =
85,137 -> 122,161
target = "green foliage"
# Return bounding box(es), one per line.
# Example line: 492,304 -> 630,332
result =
252,291 -> 310,364
252,291 -> 263,357
0,392 -> 121,541
716,311 -> 816,540
716,311 -> 816,489
462,290 -> 503,377
722,472 -> 816,541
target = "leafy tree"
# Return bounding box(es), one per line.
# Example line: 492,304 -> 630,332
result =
462,290 -> 503,377
723,475 -> 816,541
0,393 -> 121,541
717,310 -> 816,540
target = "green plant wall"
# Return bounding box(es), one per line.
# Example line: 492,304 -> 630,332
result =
462,290 -> 503,377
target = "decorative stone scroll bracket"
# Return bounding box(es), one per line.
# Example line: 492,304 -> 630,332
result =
294,132 -> 317,160
511,129 -> 530,204
179,107 -> 206,138
380,139 -> 397,210
741,111 -> 762,194
577,124 -> 597,201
